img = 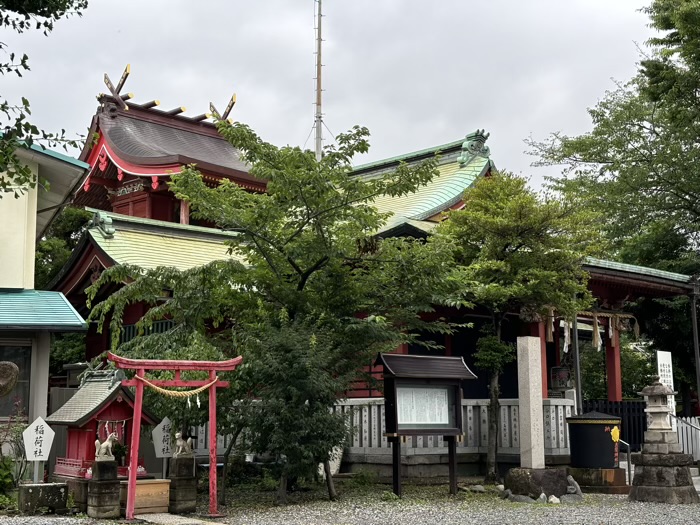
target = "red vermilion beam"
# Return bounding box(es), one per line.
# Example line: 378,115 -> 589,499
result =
121,379 -> 230,388
108,352 -> 242,371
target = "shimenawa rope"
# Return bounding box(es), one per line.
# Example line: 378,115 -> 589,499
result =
135,375 -> 218,398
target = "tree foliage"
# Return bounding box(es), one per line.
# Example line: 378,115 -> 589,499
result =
87,123 -> 455,501
35,206 -> 91,289
580,337 -> 656,400
529,0 -> 700,394
0,0 -> 87,197
434,172 -> 600,482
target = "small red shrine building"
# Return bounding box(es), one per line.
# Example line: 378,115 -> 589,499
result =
46,368 -> 158,479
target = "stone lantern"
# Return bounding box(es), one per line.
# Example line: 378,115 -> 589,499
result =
641,377 -> 675,432
629,376 -> 699,503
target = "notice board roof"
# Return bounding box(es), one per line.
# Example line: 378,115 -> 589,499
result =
375,353 -> 477,380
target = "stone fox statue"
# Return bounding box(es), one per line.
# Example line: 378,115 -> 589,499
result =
174,432 -> 194,456
95,432 -> 119,459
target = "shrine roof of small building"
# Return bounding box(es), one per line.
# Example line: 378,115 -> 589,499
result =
0,290 -> 86,331
584,257 -> 693,289
375,353 -> 477,380
85,209 -> 246,272
46,369 -> 158,427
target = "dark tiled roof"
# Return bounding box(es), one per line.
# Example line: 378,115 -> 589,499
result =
46,370 -> 158,427
100,113 -> 249,172
47,370 -> 122,426
375,354 -> 477,380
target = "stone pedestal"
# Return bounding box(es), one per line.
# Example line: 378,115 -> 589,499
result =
629,435 -> 699,503
567,467 -> 629,494
504,467 -> 569,498
628,378 -> 700,504
517,336 -> 545,469
87,459 -> 120,519
169,455 -> 197,514
18,483 -> 68,514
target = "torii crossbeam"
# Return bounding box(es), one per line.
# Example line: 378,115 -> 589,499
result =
107,352 -> 243,518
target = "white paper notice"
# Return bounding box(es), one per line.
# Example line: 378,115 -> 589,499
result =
397,386 -> 449,425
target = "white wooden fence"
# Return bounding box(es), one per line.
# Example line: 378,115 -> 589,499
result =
186,397 -> 575,460
676,416 -> 700,461
334,397 -> 574,457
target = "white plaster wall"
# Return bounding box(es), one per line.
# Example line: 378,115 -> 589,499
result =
0,161 -> 38,289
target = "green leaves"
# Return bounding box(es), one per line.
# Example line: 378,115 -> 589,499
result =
0,0 -> 87,197
435,171 -> 598,324
86,121 -> 455,481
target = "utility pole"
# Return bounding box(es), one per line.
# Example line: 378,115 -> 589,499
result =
314,0 -> 323,161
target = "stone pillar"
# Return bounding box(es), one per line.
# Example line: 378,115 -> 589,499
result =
629,377 -> 699,503
517,336 -> 545,469
87,460 -> 120,518
169,456 -> 197,514
29,331 -> 51,421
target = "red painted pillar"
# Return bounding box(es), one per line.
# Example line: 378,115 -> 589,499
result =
208,371 -> 220,516
606,325 -> 622,402
444,335 -> 453,357
126,369 -> 144,520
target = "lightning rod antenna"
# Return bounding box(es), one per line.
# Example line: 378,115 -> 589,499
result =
314,0 -> 323,161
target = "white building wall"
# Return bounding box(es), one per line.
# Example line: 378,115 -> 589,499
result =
0,161 -> 39,289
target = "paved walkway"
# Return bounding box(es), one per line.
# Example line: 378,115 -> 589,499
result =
135,513 -> 217,525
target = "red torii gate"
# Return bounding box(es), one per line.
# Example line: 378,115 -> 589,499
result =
107,352 -> 243,519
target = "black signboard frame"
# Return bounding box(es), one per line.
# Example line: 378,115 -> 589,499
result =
375,353 -> 477,497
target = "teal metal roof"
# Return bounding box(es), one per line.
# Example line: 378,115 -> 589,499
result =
584,257 -> 692,285
0,290 -> 87,331
28,143 -> 90,170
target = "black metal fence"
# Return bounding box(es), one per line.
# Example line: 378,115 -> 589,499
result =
582,399 -> 647,451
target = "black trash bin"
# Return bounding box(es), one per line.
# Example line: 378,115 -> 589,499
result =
566,411 -> 621,469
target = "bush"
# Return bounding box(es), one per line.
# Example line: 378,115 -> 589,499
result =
348,468 -> 378,488
225,454 -> 262,486
0,493 -> 17,511
0,457 -> 13,495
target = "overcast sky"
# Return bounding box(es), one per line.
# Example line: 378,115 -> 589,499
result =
3,0 -> 655,188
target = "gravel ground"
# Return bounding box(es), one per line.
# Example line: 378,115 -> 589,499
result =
3,485 -> 700,525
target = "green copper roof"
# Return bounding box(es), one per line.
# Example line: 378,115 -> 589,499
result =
86,210 -> 244,271
353,131 -> 493,235
0,290 -> 86,331
584,257 -> 692,285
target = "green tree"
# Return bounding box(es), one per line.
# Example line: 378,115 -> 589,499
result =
35,206 -> 91,289
87,122 -> 455,503
434,172 -> 600,482
580,337 -> 656,400
528,0 -> 700,398
0,0 -> 87,197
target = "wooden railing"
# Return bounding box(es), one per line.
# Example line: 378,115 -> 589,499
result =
334,397 -> 574,457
